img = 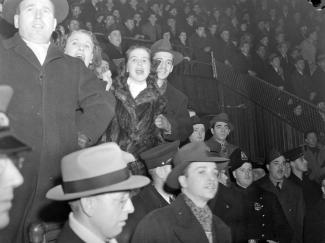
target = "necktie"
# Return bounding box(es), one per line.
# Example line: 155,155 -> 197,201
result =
276,182 -> 281,191
169,196 -> 175,204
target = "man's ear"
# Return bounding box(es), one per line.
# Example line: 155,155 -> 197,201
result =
53,18 -> 57,32
80,196 -> 96,217
210,128 -> 214,135
232,171 -> 236,179
14,15 -> 19,29
178,175 -> 187,188
266,164 -> 270,172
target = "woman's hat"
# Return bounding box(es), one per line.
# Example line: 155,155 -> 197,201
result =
46,143 -> 150,201
3,0 -> 69,24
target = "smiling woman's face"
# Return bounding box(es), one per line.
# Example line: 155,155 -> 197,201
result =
64,31 -> 94,67
126,48 -> 151,83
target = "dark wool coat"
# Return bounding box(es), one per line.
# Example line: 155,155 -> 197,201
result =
162,82 -> 193,142
0,34 -> 115,243
117,184 -> 169,243
205,138 -> 238,158
253,177 -> 305,243
106,75 -> 167,157
209,183 -> 293,243
57,223 -> 85,243
131,195 -> 232,243
304,198 -> 325,243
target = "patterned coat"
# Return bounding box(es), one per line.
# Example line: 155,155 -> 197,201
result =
106,75 -> 167,157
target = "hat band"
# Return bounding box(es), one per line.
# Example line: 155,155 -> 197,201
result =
63,167 -> 130,193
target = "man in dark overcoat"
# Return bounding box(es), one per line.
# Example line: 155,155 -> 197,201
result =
0,0 -> 115,242
151,39 -> 192,142
131,142 -> 231,243
117,141 -> 179,243
254,149 -> 305,243
210,148 -> 292,243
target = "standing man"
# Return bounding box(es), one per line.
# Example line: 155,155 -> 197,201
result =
285,146 -> 321,209
131,142 -> 231,243
210,148 -> 292,243
205,113 -> 238,158
151,39 -> 193,142
0,0 -> 115,242
0,85 -> 30,230
303,130 -> 325,182
117,141 -> 179,243
254,149 -> 305,243
46,143 -> 150,243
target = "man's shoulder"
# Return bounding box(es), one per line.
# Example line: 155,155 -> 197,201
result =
166,82 -> 187,98
57,223 -> 85,243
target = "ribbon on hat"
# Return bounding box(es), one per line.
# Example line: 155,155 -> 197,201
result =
63,167 -> 130,193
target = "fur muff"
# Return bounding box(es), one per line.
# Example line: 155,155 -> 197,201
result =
106,73 -> 167,157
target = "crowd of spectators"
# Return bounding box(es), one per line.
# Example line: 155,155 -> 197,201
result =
48,0 -> 325,108
1,0 -> 325,243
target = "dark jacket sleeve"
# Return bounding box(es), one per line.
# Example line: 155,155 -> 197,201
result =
163,85 -> 193,142
77,66 -> 116,144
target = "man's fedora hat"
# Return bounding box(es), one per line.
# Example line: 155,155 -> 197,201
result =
166,142 -> 228,189
151,39 -> 183,65
140,141 -> 179,170
0,85 -> 31,155
46,143 -> 150,201
209,112 -> 234,130
3,0 -> 69,24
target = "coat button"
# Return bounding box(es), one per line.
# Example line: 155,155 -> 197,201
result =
262,214 -> 265,217
261,234 -> 265,238
262,223 -> 265,227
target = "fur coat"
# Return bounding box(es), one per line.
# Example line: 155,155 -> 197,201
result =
106,74 -> 167,157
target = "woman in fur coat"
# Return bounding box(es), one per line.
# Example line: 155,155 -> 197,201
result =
106,45 -> 167,174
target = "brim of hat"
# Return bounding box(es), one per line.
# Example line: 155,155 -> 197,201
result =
3,0 -> 69,24
0,130 -> 31,155
153,49 -> 183,66
166,160 -> 229,190
46,175 -> 150,201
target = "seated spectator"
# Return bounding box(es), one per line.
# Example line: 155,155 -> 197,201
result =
214,26 -> 237,66
64,29 -> 113,90
141,13 -> 162,42
231,40 -> 256,75
252,44 -> 268,78
299,29 -> 318,74
105,45 -> 166,175
101,24 -> 126,74
131,142 -> 231,243
304,130 -> 325,182
0,86 -> 30,229
66,18 -> 81,34
189,22 -> 211,63
133,12 -> 143,35
205,113 -> 238,158
46,143 -> 150,243
289,55 -> 314,101
117,141 -> 179,243
163,16 -> 178,44
93,11 -> 106,33
188,115 -> 206,143
263,53 -> 286,89
311,54 -> 325,104
174,30 -> 192,72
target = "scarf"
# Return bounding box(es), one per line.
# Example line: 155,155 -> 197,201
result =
183,194 -> 213,243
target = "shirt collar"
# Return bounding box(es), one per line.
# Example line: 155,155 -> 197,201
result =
69,213 -> 106,243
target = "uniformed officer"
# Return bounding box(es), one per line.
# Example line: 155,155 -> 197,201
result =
117,141 -> 180,243
210,148 -> 293,243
